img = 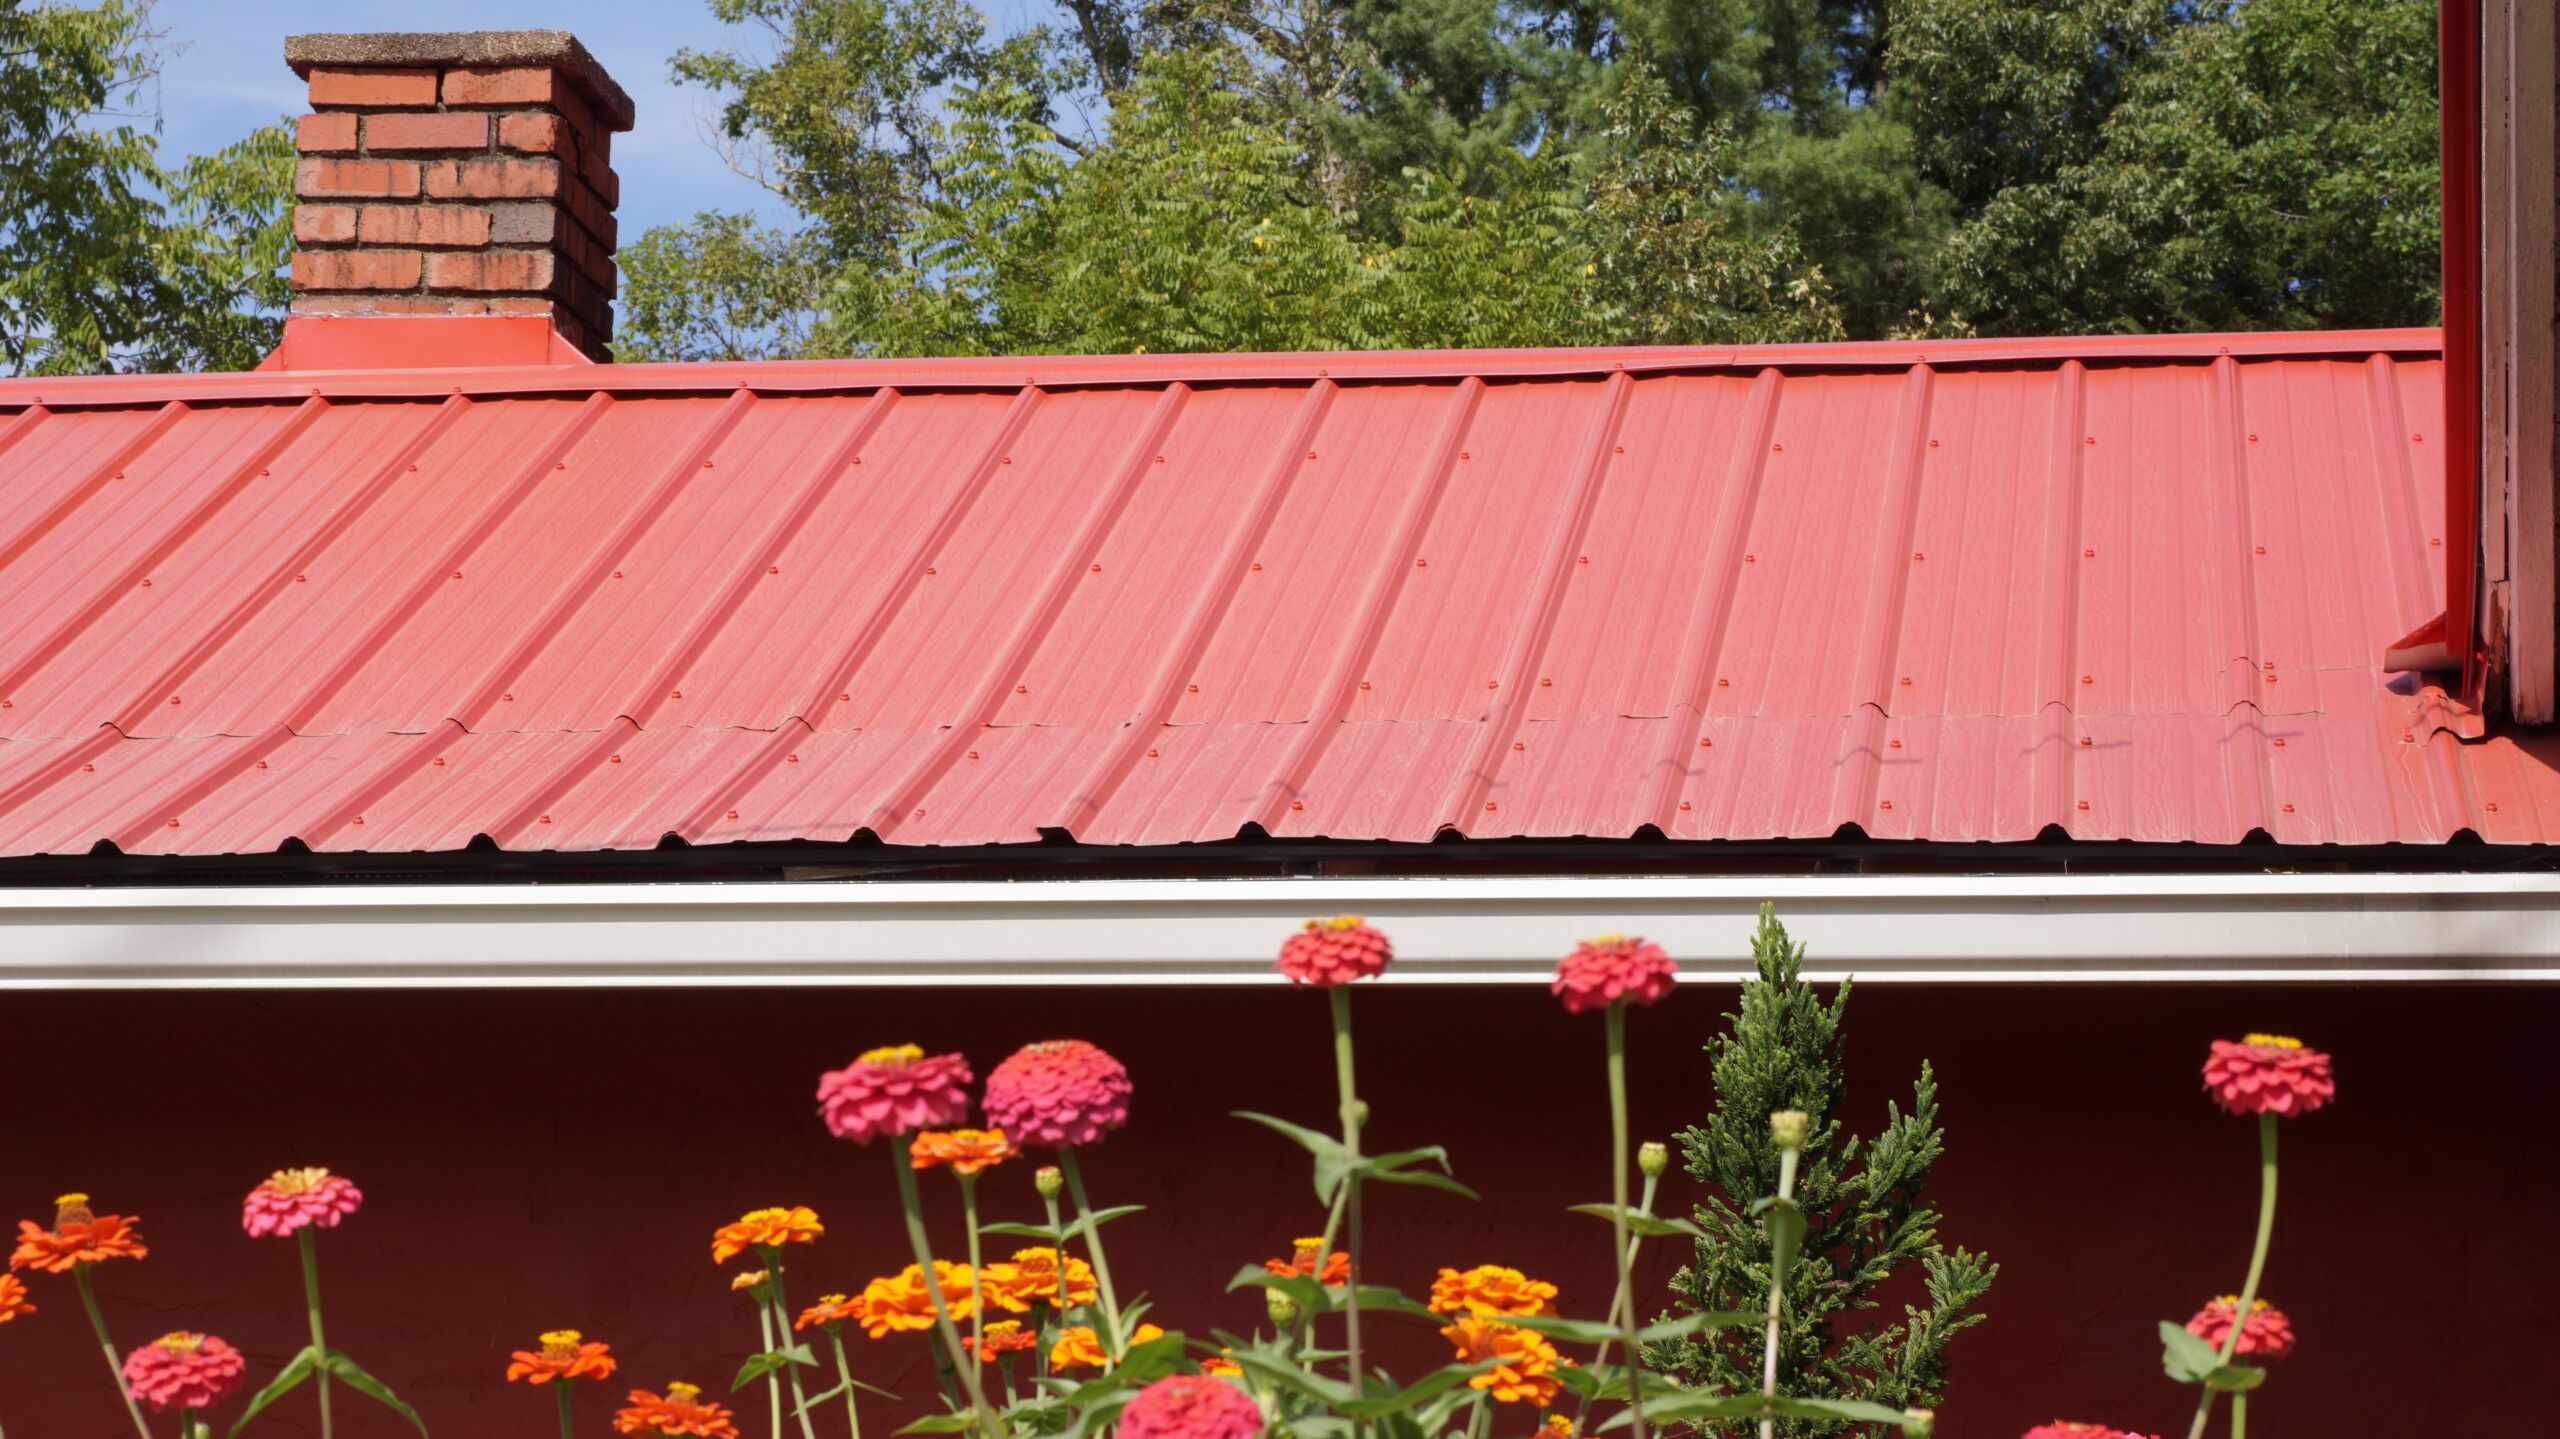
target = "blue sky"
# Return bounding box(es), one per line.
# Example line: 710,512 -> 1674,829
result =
152,0 -> 1051,238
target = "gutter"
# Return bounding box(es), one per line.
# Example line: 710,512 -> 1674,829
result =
0,873 -> 2554,988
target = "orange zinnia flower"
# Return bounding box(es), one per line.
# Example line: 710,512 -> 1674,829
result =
961,1319 -> 1039,1363
850,1262 -> 976,1338
0,1272 -> 32,1322
1429,1265 -> 1558,1318
1263,1237 -> 1351,1286
1049,1323 -> 1164,1371
614,1380 -> 740,1438
1440,1317 -> 1567,1405
710,1206 -> 823,1263
979,1247 -> 1097,1313
911,1128 -> 1019,1175
10,1196 -> 146,1274
507,1330 -> 618,1385
795,1294 -> 860,1332
731,1270 -> 772,1294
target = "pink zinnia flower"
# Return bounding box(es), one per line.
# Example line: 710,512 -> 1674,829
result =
2185,1296 -> 2296,1359
817,1045 -> 974,1144
1276,916 -> 1393,986
2201,1034 -> 2335,1117
983,1040 -> 1132,1147
1116,1374 -> 1263,1439
124,1332 -> 247,1412
2020,1426 -> 2157,1439
242,1167 -> 363,1238
1551,934 -> 1677,1014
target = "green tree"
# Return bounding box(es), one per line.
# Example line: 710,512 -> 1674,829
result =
0,0 -> 293,375
1649,906 -> 1995,1434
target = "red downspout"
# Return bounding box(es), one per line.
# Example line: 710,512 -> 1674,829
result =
2442,0 -> 2485,703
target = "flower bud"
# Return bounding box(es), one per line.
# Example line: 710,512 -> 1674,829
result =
1637,1141 -> 1669,1178
1347,1100 -> 1370,1130
1900,1409 -> 1933,1438
1768,1109 -> 1809,1152
1266,1289 -> 1301,1328
1035,1165 -> 1065,1200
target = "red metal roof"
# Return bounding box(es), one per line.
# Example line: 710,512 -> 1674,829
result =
0,326 -> 2554,856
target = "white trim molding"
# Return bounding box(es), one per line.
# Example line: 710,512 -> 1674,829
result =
0,873 -> 2556,988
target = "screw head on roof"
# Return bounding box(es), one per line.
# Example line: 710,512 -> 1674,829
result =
1460,451 -> 1470,460
1912,552 -> 1924,562
2255,546 -> 2266,556
1700,737 -> 1712,747
1889,739 -> 1902,749
1487,680 -> 1498,689
1771,443 -> 1782,452
2084,548 -> 2096,558
1513,741 -> 1525,751
1744,554 -> 1755,563
2281,803 -> 2294,814
926,566 -> 937,575
168,819 -> 179,828
540,815 -> 553,824
1415,558 -> 1427,568
1017,684 -> 1028,694
2487,801 -> 2500,812
2077,800 -> 2090,811
2079,737 -> 2092,747
1251,562 -> 1263,571
1359,681 -> 1371,690
728,810 -> 740,820
435,757 -> 446,766
769,566 -> 779,575
965,751 -> 978,761
1680,800 -> 1692,811
1291,800 -> 1304,811
2081,675 -> 2093,685
1091,563 -> 1102,572
81,763 -> 92,772
2084,436 -> 2096,446
1146,748 -> 1158,758
1879,800 -> 1893,810
2272,737 -> 2286,748
351,815 -> 363,824
1578,555 -> 1588,564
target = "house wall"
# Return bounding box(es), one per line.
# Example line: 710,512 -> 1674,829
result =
0,979 -> 2547,1437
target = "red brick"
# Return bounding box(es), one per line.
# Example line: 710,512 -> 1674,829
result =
485,203 -> 559,245
296,157 -> 422,200
307,67 -> 437,108
291,250 -> 423,291
292,205 -> 357,244
586,159 -> 619,210
420,157 -> 560,200
424,250 -> 559,293
294,112 -> 358,153
357,205 -> 492,248
363,112 -> 492,153
441,66 -> 557,108
564,178 -> 614,244
496,112 -> 564,155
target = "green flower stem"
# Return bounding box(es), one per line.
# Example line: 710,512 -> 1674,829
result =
2230,1392 -> 2248,1439
761,1251 -> 822,1439
1463,1391 -> 1490,1439
72,1263 -> 154,1439
1038,1186 -> 1069,1379
1606,1004 -> 1647,1439
1757,1141 -> 1800,1439
1056,1148 -> 1124,1360
890,1143 -> 1003,1439
1294,1182 -> 1351,1363
555,1384 -> 575,1439
2185,1114 -> 2279,1439
298,1229 -> 333,1439
958,1175 -> 986,1361
1569,1168 -> 1661,1432
1330,985 -> 1367,1404
827,1331 -> 865,1439
758,1292 -> 784,1439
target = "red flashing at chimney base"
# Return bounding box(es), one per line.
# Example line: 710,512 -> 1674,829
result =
283,31 -> 632,361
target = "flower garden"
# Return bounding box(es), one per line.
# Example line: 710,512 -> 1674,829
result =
5,912 -> 2339,1439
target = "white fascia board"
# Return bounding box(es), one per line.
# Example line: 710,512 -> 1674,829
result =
0,873 -> 2555,988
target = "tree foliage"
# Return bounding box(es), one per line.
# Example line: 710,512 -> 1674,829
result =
0,0 -> 293,375
1646,905 -> 1995,1435
625,0 -> 2437,359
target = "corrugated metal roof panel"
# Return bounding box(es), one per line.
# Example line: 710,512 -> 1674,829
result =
0,329 -> 2548,856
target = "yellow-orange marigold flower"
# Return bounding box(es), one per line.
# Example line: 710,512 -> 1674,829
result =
1440,1317 -> 1567,1405
614,1380 -> 739,1438
1543,1417 -> 1574,1439
710,1206 -> 823,1263
851,1262 -> 976,1338
796,1294 -> 859,1332
979,1247 -> 1098,1312
1429,1265 -> 1558,1318
911,1129 -> 1019,1175
10,1196 -> 146,1274
962,1319 -> 1039,1363
507,1330 -> 618,1385
1049,1323 -> 1164,1370
0,1272 -> 31,1322
1263,1237 -> 1351,1286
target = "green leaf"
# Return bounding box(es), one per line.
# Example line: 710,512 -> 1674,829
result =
1063,1204 -> 1146,1239
1336,1360 -> 1502,1418
1360,1165 -> 1479,1200
1224,1346 -> 1356,1405
1567,1203 -> 1711,1239
2157,1321 -> 2222,1384
1604,1392 -> 1915,1430
734,1347 -> 820,1391
896,1414 -> 984,1434
229,1347 -> 320,1437
322,1351 -> 429,1437
1500,1310 -> 1761,1345
979,1221 -> 1071,1240
1228,1264 -> 1328,1313
1234,1110 -> 1352,1203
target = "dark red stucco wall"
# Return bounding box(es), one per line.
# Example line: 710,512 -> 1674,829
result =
1,980 -> 2549,1437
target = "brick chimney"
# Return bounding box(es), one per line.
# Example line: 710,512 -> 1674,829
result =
284,32 -> 633,360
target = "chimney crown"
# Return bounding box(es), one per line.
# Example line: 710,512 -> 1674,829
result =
285,32 -> 631,360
